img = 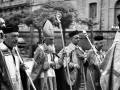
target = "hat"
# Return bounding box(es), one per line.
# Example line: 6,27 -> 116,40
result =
68,30 -> 79,38
94,35 -> 104,41
117,13 -> 120,23
42,20 -> 54,38
2,25 -> 19,34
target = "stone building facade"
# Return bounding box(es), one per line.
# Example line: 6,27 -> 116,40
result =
0,0 -> 64,17
0,0 -> 30,16
0,0 -> 120,31
75,0 -> 120,31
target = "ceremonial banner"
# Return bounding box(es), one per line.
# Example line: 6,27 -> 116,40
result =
100,31 -> 120,90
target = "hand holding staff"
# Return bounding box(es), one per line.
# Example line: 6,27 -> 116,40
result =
14,46 -> 37,90
76,47 -> 88,90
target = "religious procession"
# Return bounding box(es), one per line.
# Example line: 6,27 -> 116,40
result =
0,0 -> 120,90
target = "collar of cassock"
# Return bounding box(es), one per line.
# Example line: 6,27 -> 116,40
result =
93,45 -> 103,54
68,43 -> 77,51
68,43 -> 83,51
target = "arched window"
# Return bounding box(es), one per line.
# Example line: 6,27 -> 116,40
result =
89,2 -> 97,20
114,0 -> 120,26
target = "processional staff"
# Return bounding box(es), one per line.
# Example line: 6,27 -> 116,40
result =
82,30 -> 102,65
56,11 -> 73,90
82,29 -> 102,90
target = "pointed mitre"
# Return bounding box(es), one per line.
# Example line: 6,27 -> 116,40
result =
42,20 -> 54,38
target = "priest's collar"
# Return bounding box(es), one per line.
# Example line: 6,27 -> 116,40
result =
68,43 -> 77,50
93,45 -> 103,54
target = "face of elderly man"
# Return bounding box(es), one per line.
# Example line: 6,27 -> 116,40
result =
5,32 -> 19,48
45,37 -> 54,46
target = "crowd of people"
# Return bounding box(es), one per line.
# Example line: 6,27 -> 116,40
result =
0,11 -> 120,90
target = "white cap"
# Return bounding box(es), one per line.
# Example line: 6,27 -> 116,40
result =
42,20 -> 54,38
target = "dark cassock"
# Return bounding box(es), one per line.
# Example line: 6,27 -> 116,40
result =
86,35 -> 105,90
0,25 -> 28,90
58,30 -> 85,90
30,19 -> 63,90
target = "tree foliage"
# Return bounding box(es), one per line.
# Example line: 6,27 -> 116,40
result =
3,11 -> 30,26
3,1 -> 76,30
25,8 -> 55,28
76,18 -> 98,27
42,1 -> 75,13
25,1 -> 76,30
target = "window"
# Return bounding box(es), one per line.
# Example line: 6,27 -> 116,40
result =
89,3 -> 97,20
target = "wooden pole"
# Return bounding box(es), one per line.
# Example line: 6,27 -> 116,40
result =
58,21 -> 72,90
29,24 -> 34,58
88,69 -> 96,90
29,0 -> 34,58
89,25 -> 93,44
82,62 -> 87,90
